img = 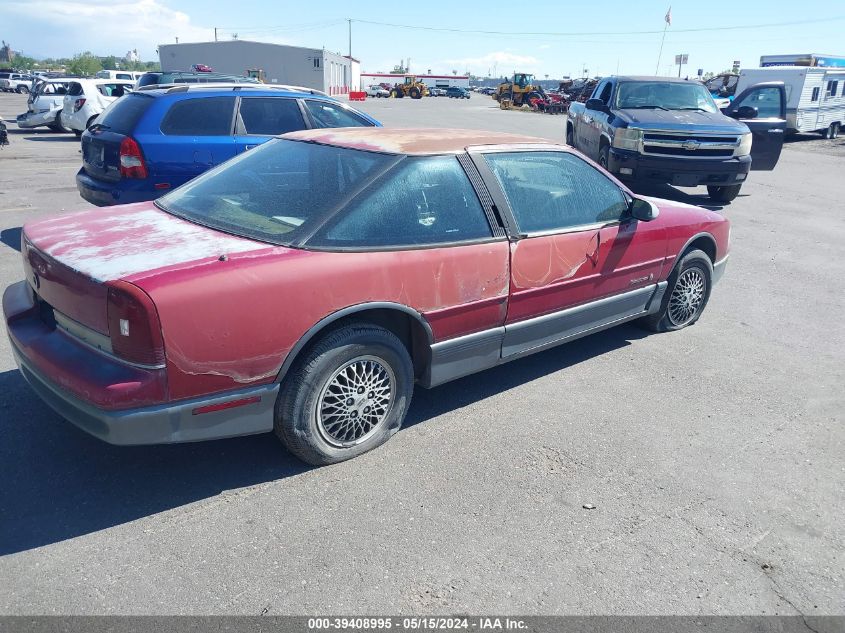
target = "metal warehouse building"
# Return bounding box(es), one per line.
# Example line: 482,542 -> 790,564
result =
158,40 -> 359,95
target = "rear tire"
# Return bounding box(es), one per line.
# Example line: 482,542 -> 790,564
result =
639,249 -> 713,333
274,324 -> 414,466
707,184 -> 742,203
566,125 -> 575,147
50,111 -> 71,133
825,122 -> 840,139
17,85 -> 29,94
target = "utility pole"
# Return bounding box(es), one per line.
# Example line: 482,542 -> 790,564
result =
214,27 -> 218,42
347,19 -> 352,58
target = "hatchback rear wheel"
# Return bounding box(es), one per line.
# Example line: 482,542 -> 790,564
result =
274,324 -> 414,465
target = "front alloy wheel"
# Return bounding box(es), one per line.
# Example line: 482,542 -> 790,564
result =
667,268 -> 707,327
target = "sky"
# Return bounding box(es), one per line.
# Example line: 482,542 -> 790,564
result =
5,0 -> 845,78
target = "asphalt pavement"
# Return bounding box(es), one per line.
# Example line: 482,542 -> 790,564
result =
0,92 -> 842,615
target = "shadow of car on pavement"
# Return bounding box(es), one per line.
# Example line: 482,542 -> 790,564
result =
0,323 -> 649,555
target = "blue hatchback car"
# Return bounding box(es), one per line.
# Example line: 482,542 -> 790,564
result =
76,84 -> 381,206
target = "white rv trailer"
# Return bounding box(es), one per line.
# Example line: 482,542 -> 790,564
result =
735,67 -> 845,138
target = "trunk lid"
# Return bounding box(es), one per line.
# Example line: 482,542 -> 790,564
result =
22,203 -> 273,334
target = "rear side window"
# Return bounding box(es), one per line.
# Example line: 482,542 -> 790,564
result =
97,83 -> 131,97
311,157 -> 492,248
161,97 -> 236,135
238,97 -> 305,135
304,100 -> 370,128
94,93 -> 153,134
68,82 -> 84,96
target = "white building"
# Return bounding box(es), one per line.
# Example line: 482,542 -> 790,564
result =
361,73 -> 470,91
158,40 -> 356,95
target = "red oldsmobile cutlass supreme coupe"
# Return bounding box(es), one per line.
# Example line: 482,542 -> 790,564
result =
4,128 -> 729,464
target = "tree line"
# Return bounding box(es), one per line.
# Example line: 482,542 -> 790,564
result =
8,52 -> 160,76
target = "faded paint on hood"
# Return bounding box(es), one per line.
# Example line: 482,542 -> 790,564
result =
23,202 -> 270,282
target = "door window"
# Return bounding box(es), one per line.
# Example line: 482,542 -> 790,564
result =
160,97 -> 236,135
597,81 -> 612,104
733,86 -> 783,118
484,151 -> 629,234
303,100 -> 370,128
238,97 -> 305,135
311,157 -> 492,248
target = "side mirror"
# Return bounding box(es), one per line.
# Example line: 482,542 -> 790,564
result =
731,105 -> 758,120
585,98 -> 608,113
629,198 -> 659,222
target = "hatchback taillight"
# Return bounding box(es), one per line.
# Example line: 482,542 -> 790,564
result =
106,281 -> 165,366
73,98 -> 86,112
119,136 -> 148,179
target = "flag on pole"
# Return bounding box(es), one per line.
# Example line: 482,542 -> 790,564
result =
665,6 -> 672,26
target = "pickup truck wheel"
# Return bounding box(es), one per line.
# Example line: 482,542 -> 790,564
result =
274,324 -> 414,466
17,85 -> 29,94
598,144 -> 610,170
707,184 -> 742,203
639,249 -> 713,333
566,126 -> 575,147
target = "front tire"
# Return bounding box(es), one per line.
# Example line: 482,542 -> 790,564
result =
409,87 -> 421,99
707,184 -> 742,203
274,325 -> 414,465
566,125 -> 575,147
598,143 -> 610,170
825,122 -> 840,139
640,249 -> 713,332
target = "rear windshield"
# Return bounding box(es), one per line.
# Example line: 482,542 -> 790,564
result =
137,73 -> 163,87
155,139 -> 396,246
68,82 -> 84,96
92,93 -> 152,134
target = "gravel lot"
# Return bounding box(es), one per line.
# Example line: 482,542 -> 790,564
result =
0,91 -> 843,615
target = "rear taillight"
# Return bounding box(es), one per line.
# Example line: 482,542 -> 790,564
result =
73,98 -> 86,112
106,281 -> 165,366
119,136 -> 148,179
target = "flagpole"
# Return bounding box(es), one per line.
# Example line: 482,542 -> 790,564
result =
656,21 -> 668,75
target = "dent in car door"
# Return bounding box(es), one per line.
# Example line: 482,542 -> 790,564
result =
728,82 -> 786,171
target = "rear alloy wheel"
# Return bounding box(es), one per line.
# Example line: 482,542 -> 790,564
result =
825,122 -> 840,139
707,184 -> 742,203
17,85 -> 29,94
639,249 -> 713,332
274,324 -> 414,465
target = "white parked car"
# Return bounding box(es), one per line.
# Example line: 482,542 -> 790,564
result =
0,72 -> 34,93
365,84 -> 389,98
16,78 -> 78,132
60,79 -> 134,136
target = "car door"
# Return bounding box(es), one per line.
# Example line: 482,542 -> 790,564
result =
579,79 -> 613,159
233,96 -> 308,153
725,82 -> 787,171
476,148 -> 666,358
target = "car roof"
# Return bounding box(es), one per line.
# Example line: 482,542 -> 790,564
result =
135,83 -> 329,98
282,128 -> 556,156
616,75 -> 702,83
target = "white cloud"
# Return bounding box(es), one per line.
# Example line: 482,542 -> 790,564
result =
443,51 -> 541,76
6,0 -> 214,59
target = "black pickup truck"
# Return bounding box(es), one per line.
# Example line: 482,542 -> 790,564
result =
567,75 -> 787,202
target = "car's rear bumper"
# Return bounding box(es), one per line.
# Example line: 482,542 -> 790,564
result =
4,280 -> 279,445
76,168 -> 156,206
608,149 -> 751,187
16,110 -> 59,129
